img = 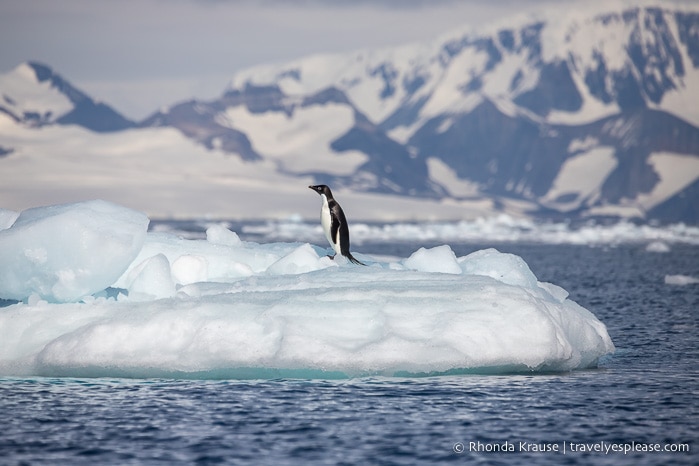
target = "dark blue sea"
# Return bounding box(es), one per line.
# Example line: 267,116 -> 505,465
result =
1,241 -> 697,465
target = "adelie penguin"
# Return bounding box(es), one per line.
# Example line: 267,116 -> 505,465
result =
309,185 -> 366,265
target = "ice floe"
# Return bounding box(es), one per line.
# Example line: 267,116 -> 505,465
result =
0,200 -> 618,378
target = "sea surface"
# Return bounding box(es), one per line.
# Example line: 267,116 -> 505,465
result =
1,238 -> 697,465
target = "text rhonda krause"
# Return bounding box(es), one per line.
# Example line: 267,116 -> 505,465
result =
466,441 -> 690,454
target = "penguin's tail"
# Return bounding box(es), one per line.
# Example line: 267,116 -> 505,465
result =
346,252 -> 367,266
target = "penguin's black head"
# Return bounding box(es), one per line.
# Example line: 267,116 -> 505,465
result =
309,185 -> 333,198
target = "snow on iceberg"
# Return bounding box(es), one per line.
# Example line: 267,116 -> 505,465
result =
0,200 -> 149,303
0,201 -> 615,379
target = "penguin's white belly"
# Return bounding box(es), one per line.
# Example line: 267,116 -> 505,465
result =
320,199 -> 341,255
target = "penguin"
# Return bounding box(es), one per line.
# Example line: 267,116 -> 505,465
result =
308,185 -> 365,265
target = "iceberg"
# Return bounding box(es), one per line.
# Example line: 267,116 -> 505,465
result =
0,200 -> 149,303
664,274 -> 699,286
0,201 -> 615,379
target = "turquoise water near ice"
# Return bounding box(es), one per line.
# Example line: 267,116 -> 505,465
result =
1,243 -> 697,465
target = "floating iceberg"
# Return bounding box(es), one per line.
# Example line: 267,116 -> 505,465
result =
645,241 -> 671,253
664,274 -> 699,286
0,201 -> 615,378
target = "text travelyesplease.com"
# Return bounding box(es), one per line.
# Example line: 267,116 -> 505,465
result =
453,440 -> 690,455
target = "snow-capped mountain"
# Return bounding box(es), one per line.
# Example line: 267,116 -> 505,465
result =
2,5 -> 699,223
0,62 -> 134,132
217,6 -> 699,222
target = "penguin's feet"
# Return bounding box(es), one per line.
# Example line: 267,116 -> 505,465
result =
327,254 -> 336,260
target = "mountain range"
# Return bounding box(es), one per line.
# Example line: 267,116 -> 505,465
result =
2,5 -> 699,223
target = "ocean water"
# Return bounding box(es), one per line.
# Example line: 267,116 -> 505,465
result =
1,241 -> 697,465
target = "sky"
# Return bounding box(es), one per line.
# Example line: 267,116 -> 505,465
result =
0,0 -> 691,120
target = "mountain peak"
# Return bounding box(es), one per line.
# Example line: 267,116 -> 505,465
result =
0,61 -> 135,132
26,61 -> 56,82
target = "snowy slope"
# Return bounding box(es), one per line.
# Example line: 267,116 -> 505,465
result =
219,103 -> 367,175
0,111 -> 495,221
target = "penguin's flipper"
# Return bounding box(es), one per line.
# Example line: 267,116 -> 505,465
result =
330,210 -> 342,252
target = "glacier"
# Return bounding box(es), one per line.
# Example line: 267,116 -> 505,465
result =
0,200 -> 616,379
